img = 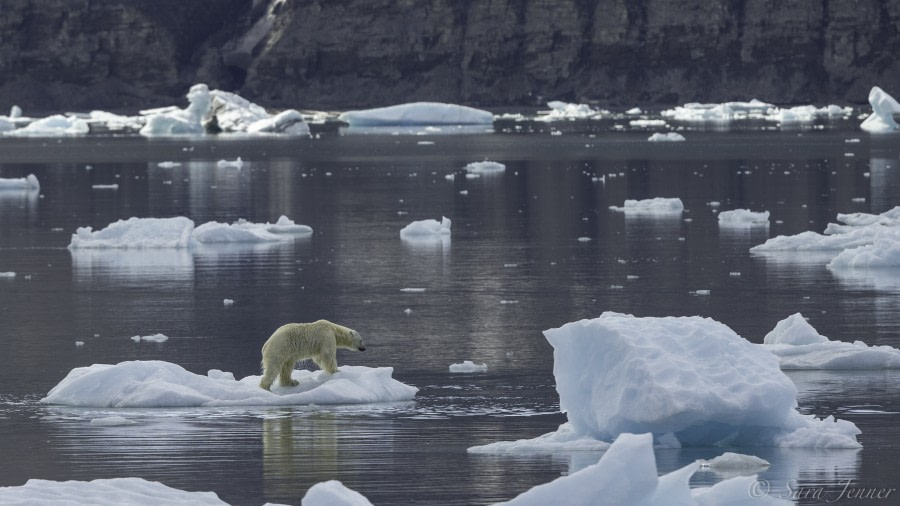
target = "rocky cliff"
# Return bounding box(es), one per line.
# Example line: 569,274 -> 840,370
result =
1,0 -> 897,112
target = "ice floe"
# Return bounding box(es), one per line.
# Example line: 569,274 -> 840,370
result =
302,480 -> 374,506
609,198 -> 684,215
764,313 -> 900,369
0,477 -> 227,505
0,174 -> 40,192
41,361 -> 417,408
400,216 -> 451,239
534,101 -> 602,122
68,216 -> 312,249
464,161 -> 506,174
700,452 -> 770,471
469,312 -> 861,451
662,100 -> 773,123
718,209 -> 770,228
338,102 -> 493,126
860,86 -> 900,133
647,132 -> 685,142
492,433 -> 790,506
449,360 -> 488,373
3,114 -> 89,137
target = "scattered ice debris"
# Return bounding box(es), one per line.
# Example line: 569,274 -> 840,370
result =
130,334 -> 168,343
0,477 -> 228,505
216,157 -> 244,169
718,209 -> 770,227
41,361 -> 417,408
647,132 -> 685,142
400,216 -> 451,239
302,480 -> 374,506
91,184 -> 119,190
662,100 -> 773,123
469,312 -> 861,452
766,104 -> 851,124
449,360 -> 488,373
860,86 -> 900,133
68,216 -> 312,249
763,313 -> 900,369
609,198 -> 684,215
699,452 -> 770,471
464,160 -> 506,174
535,101 -> 602,122
3,114 -> 90,137
488,433 -> 791,506
0,174 -> 40,192
400,288 -> 426,293
90,416 -> 135,427
339,102 -> 493,126
223,299 -> 234,306
729,272 -> 741,277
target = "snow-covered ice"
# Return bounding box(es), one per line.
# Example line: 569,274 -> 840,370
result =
449,360 -> 488,373
339,102 -> 493,126
492,433 -> 790,506
764,313 -> 900,369
470,313 -> 861,451
41,361 -> 417,408
647,132 -> 685,142
302,480 -> 373,506
0,174 -> 40,192
718,209 -> 770,227
464,161 -> 506,174
0,477 -> 228,505
400,216 -> 451,239
860,86 -> 900,133
610,198 -> 684,215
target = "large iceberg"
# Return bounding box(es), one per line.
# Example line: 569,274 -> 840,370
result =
860,86 -> 900,133
0,174 -> 40,192
470,313 -> 861,451
494,433 -> 789,506
764,313 -> 900,369
609,198 -> 684,215
338,102 -> 493,126
68,216 -> 312,249
41,361 -> 417,408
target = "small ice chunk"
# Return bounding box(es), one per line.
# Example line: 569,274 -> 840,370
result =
400,288 -> 426,293
0,174 -> 40,192
860,86 -> 900,133
223,299 -> 234,306
626,107 -> 642,114
631,119 -> 668,127
302,480 -> 374,506
764,313 -> 827,345
403,308 -> 412,315
536,101 -> 602,121
216,157 -> 244,169
718,209 -> 770,227
577,237 -> 591,242
91,184 -> 119,190
131,334 -> 169,343
647,132 -> 686,142
609,198 -> 684,215
0,272 -> 16,278
75,341 -> 85,347
449,360 -> 488,373
90,416 -> 135,427
694,289 -> 711,295
400,216 -> 451,239
701,452 -> 770,470
464,160 -> 506,174
156,161 -> 181,168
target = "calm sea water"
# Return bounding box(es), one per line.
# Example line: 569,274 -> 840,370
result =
1,123 -> 899,505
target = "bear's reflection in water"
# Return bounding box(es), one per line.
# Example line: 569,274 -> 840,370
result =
262,410 -> 341,502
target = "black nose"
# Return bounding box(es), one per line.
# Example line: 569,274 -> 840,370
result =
359,347 -> 366,351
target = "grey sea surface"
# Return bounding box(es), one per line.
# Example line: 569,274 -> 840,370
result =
1,123 -> 899,505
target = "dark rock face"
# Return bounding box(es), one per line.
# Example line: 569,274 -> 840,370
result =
1,0 -> 897,112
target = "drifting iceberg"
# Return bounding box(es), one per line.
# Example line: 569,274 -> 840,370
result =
3,114 -> 89,137
470,313 -> 861,451
609,198 -> 684,215
0,174 -> 40,192
860,86 -> 900,133
764,313 -> 900,369
647,132 -> 685,142
465,161 -> 506,174
0,477 -> 227,505
718,209 -> 770,227
400,217 -> 451,239
535,101 -> 602,122
338,102 -> 493,126
41,361 -> 417,408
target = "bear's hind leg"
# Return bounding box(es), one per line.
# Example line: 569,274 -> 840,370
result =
279,360 -> 299,387
259,363 -> 277,391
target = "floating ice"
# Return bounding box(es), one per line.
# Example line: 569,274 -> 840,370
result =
662,100 -> 772,123
0,477 -> 227,505
647,132 -> 685,142
3,114 -> 90,137
632,119 -> 667,127
860,86 -> 900,133
449,360 -> 488,373
339,102 -> 493,126
302,480 -> 374,506
68,216 -> 312,249
464,161 -> 506,174
85,110 -> 144,132
0,174 -> 40,192
827,237 -> 900,269
223,299 -> 234,306
130,333 -> 169,343
91,184 -> 119,190
216,157 -> 244,169
609,198 -> 684,215
90,416 -> 135,427
764,313 -> 900,369
535,101 -> 602,122
718,209 -> 770,227
766,105 -> 850,124
751,207 -> 900,257
470,313 -> 861,451
400,216 -> 451,239
41,361 -> 417,408
0,272 -> 16,278
492,433 -> 790,506
700,452 -> 770,471
140,84 -> 210,136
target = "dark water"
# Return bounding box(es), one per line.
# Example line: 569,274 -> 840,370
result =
1,125 -> 899,505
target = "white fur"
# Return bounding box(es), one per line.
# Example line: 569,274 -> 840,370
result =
259,320 -> 365,390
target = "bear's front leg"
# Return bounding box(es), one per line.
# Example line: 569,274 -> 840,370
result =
314,353 -> 339,375
279,360 -> 300,387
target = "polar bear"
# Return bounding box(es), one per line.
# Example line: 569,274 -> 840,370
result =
259,320 -> 366,391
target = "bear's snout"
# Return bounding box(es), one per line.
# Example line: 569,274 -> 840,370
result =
358,346 -> 366,351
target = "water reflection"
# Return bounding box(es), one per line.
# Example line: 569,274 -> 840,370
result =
70,249 -> 194,287
262,410 -> 339,501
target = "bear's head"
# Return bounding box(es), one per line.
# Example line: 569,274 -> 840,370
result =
351,330 -> 366,351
